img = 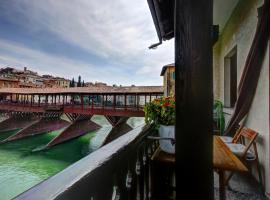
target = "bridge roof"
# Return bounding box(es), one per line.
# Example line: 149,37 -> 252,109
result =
0,86 -> 164,94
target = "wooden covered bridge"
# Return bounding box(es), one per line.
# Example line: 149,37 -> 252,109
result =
0,86 -> 163,148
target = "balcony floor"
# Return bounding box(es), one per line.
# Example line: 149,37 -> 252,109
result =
214,172 -> 267,200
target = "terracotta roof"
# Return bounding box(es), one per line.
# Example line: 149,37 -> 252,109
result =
160,63 -> 174,76
0,86 -> 163,94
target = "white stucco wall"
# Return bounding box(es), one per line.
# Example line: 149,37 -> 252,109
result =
213,0 -> 270,194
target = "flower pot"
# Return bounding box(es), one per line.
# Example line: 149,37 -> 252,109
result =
158,125 -> 175,154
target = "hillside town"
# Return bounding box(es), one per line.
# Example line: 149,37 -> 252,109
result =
0,66 -> 109,89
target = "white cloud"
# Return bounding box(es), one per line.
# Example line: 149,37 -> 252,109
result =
0,0 -> 174,85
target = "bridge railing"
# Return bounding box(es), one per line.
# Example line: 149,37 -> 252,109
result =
0,93 -> 163,112
14,124 -> 159,200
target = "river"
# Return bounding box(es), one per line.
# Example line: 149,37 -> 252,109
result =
0,116 -> 144,200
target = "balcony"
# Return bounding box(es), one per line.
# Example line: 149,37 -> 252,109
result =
14,125 -> 162,200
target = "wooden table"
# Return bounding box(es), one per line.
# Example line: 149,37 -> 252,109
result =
151,147 -> 175,164
151,136 -> 248,200
151,147 -> 175,199
213,136 -> 248,200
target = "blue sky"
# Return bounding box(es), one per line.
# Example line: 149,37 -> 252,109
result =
0,0 -> 174,86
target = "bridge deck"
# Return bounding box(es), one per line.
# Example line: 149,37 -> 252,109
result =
0,103 -> 145,117
0,86 -> 163,117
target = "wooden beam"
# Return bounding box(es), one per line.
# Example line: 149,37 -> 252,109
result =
175,0 -> 213,199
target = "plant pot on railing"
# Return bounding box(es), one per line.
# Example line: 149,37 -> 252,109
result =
144,96 -> 175,154
159,125 -> 175,154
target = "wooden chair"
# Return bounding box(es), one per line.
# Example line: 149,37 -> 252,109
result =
224,127 -> 262,185
219,124 -> 243,143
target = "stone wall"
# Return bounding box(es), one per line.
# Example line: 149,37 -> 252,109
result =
213,0 -> 270,194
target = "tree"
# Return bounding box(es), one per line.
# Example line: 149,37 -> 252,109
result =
70,78 -> 75,87
77,75 -> 82,87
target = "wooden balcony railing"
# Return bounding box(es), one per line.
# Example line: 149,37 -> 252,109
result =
14,124 -> 159,200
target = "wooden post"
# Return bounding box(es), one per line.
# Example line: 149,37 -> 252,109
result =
175,0 -> 213,199
81,94 -> 84,110
72,94 -> 74,110
88,95 -> 91,107
144,94 -> 146,105
91,95 -> 94,110
134,94 -> 137,108
45,95 -> 47,105
124,94 -> 127,110
103,95 -> 105,109
63,95 -> 65,106
30,95 -> 33,106
113,95 -> 116,109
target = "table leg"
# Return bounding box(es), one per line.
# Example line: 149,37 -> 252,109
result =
219,170 -> 226,200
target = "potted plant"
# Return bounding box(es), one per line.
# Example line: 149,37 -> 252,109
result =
144,96 -> 175,154
213,100 -> 225,135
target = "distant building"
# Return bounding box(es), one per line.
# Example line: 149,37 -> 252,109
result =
0,67 -> 19,79
160,63 -> 175,96
43,79 -> 57,88
0,67 -> 71,89
54,77 -> 70,88
43,77 -> 70,88
0,78 -> 19,88
42,75 -> 53,79
85,82 -> 94,87
94,81 -> 107,87
22,67 -> 38,76
18,82 -> 37,88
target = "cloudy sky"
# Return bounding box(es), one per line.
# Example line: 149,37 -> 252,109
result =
0,0 -> 174,86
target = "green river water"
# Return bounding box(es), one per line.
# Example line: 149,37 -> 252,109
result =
0,116 -> 144,200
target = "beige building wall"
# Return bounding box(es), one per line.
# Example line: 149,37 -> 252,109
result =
163,66 -> 175,97
213,0 -> 270,195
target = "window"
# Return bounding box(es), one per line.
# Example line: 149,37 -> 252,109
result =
224,47 -> 237,108
172,71 -> 175,80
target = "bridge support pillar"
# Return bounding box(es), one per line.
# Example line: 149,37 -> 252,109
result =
45,114 -> 101,148
102,116 -> 133,146
1,113 -> 70,143
0,112 -> 38,133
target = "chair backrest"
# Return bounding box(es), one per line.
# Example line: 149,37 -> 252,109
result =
231,124 -> 244,143
233,127 -> 258,157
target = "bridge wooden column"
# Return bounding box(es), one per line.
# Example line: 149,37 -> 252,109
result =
1,112 -> 70,143
102,116 -> 133,146
0,112 -> 37,133
45,114 -> 101,148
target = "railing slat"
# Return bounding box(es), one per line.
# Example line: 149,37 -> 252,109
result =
14,124 -> 158,200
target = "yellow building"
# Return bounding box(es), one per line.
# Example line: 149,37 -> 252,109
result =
55,78 -> 70,88
160,63 -> 175,96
